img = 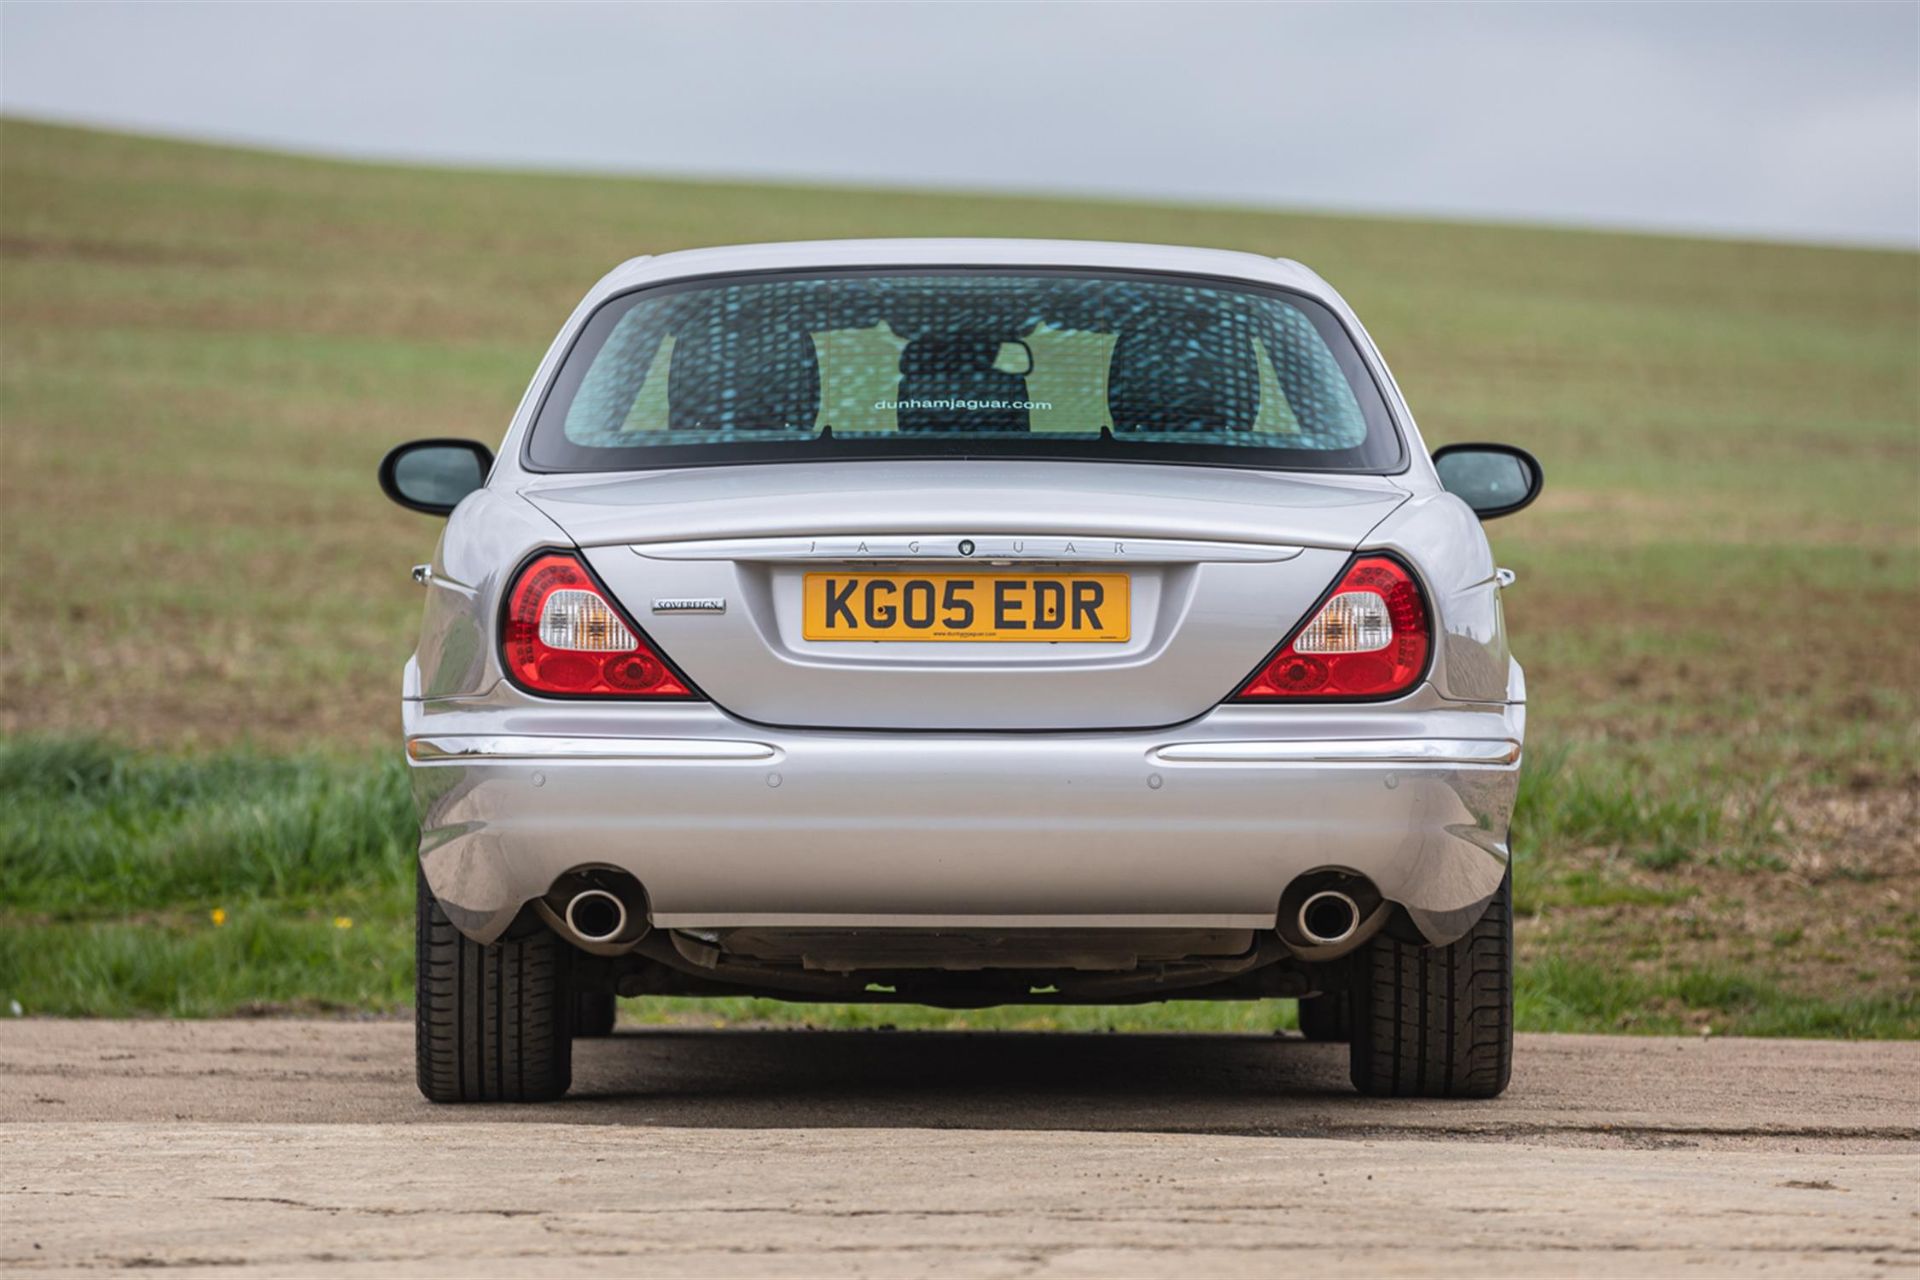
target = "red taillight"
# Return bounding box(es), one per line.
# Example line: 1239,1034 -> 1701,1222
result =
501,553 -> 693,698
1233,555 -> 1430,701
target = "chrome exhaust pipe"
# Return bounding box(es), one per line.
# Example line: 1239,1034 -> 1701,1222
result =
1297,890 -> 1361,947
565,888 -> 629,945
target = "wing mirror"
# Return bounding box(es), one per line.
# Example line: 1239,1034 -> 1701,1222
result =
1432,443 -> 1543,520
378,439 -> 495,516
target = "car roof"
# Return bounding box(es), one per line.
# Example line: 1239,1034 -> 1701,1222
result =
587,238 -> 1336,302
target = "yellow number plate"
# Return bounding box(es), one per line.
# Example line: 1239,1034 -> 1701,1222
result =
802,572 -> 1129,642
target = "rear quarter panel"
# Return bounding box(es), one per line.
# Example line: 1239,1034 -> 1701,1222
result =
1363,492 -> 1516,704
410,490 -> 569,700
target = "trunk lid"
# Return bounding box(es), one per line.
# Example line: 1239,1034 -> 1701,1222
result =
523,461 -> 1407,730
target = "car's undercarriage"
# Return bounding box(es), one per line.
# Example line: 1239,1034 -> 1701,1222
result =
572,926 -> 1337,1008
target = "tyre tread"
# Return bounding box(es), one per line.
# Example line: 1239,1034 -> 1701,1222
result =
415,868 -> 571,1103
1348,873 -> 1512,1099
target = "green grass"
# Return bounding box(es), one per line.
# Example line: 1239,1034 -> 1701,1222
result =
0,737 -> 414,913
1517,954 -> 1917,1038
1510,746 -> 1776,873
0,897 -> 412,1017
0,118 -> 1914,1034
0,737 -> 416,1015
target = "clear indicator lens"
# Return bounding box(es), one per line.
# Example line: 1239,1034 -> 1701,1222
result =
538,589 -> 637,651
1293,590 -> 1392,653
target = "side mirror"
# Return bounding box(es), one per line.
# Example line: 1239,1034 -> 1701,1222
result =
1432,443 -> 1543,520
378,439 -> 494,516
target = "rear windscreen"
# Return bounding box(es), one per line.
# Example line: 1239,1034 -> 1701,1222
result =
525,269 -> 1403,472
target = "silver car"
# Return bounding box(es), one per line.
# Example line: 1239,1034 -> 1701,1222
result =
380,239 -> 1541,1103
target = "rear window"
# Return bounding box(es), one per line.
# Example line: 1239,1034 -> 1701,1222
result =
525,269 -> 1402,472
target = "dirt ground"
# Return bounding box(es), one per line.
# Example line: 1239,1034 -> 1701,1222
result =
2,1022 -> 1915,1276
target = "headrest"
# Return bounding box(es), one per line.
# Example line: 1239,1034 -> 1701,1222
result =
667,325 -> 822,432
895,332 -> 1031,434
900,334 -> 1008,377
1107,314 -> 1260,433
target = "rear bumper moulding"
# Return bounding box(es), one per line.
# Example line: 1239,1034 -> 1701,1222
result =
408,734 -> 1517,768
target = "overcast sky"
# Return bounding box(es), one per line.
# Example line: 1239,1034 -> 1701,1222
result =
3,2 -> 1916,247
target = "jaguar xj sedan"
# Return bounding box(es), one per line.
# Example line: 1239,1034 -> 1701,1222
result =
380,239 -> 1541,1103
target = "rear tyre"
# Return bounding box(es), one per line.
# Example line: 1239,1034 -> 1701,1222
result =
1297,992 -> 1351,1042
571,990 -> 618,1038
415,868 -> 573,1103
1347,872 -> 1512,1099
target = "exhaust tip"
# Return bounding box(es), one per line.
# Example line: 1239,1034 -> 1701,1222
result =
1297,890 -> 1360,947
565,888 -> 628,944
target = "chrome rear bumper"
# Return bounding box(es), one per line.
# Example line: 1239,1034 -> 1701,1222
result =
405,694 -> 1522,949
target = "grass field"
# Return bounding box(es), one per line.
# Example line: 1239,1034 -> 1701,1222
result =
2,118 -> 1916,1034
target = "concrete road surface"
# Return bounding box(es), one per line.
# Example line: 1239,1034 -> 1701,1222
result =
2,1022 -> 1915,1276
